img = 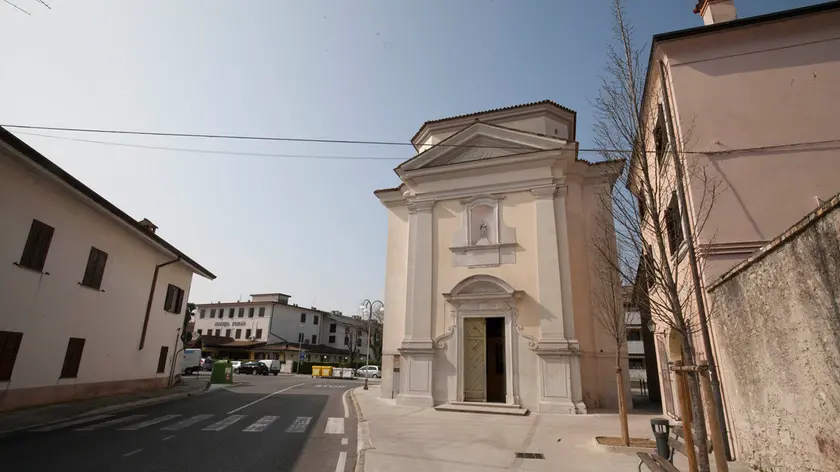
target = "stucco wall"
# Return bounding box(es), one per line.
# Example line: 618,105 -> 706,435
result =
0,149 -> 195,409
709,198 -> 840,472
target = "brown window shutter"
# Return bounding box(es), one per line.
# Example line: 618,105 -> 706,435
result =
20,220 -> 55,272
82,247 -> 108,289
174,287 -> 184,314
60,338 -> 85,378
164,285 -> 174,312
0,331 -> 24,381
157,346 -> 169,373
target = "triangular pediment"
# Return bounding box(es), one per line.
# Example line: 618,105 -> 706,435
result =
397,122 -> 567,173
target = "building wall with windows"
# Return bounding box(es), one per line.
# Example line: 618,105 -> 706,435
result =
0,128 -> 214,411
193,302 -> 273,342
192,295 -> 369,358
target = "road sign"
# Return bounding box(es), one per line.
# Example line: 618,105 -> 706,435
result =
299,351 -> 305,361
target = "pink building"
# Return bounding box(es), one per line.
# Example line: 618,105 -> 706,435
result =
637,0 -> 840,458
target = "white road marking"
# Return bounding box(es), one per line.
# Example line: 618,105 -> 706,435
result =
285,416 -> 312,433
243,416 -> 279,432
31,414 -> 114,432
334,451 -> 347,472
202,415 -> 246,431
119,414 -> 181,430
78,415 -> 146,430
162,435 -> 175,441
123,449 -> 143,457
342,389 -> 350,418
325,417 -> 345,435
227,382 -> 307,414
341,437 -> 349,445
162,414 -> 214,431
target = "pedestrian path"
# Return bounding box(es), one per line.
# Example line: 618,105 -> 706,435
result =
26,413 -> 347,435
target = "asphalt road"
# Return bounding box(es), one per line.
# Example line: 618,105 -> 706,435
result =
0,375 -> 361,472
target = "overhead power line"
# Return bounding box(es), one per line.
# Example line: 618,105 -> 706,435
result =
14,132 -> 405,161
4,123 -> 838,158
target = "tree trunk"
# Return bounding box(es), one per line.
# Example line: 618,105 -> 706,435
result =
616,350 -> 630,446
682,343 -> 711,472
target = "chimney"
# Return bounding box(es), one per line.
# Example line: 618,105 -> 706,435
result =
694,0 -> 736,25
138,218 -> 158,234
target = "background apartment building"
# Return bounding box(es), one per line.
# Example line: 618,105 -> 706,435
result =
192,293 -> 370,362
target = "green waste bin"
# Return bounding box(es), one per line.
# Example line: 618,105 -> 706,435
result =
211,361 -> 233,384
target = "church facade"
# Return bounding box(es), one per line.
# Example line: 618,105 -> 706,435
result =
375,101 -> 628,414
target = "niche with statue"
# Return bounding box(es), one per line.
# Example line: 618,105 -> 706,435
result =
450,195 -> 516,267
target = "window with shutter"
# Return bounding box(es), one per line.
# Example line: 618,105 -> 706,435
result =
246,329 -> 252,339
248,307 -> 254,318
328,335 -> 336,344
60,338 -> 86,378
164,284 -> 184,313
311,335 -> 317,344
238,308 -> 244,318
256,329 -> 263,339
258,307 -> 265,317
157,346 -> 168,373
229,308 -> 235,318
329,323 -> 337,333
225,329 -> 231,338
0,331 -> 24,381
18,219 -> 55,272
81,247 -> 108,289
235,329 -> 242,339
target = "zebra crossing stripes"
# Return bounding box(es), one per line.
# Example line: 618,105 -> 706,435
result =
324,417 -> 344,435
242,416 -> 279,432
119,414 -> 182,431
77,414 -> 146,431
202,415 -> 246,431
31,414 -> 115,432
162,414 -> 214,431
32,413 -> 321,434
285,416 -> 312,433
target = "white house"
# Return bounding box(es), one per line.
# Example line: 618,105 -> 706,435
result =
0,127 -> 215,411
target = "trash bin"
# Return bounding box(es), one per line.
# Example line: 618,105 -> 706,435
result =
340,368 -> 352,379
650,418 -> 671,459
210,361 -> 233,384
312,366 -> 322,377
321,366 -> 333,378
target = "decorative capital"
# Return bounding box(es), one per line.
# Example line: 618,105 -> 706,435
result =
408,200 -> 435,214
530,186 -> 557,200
556,184 -> 568,198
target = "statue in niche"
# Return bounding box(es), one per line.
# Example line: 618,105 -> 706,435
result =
476,220 -> 491,246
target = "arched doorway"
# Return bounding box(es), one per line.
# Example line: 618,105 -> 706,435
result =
440,275 -> 521,405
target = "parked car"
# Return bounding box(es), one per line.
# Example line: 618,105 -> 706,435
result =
200,358 -> 214,371
355,365 -> 380,378
231,360 -> 242,374
238,361 -> 269,375
259,359 -> 282,376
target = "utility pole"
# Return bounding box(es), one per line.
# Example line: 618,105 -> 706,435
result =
359,299 -> 383,391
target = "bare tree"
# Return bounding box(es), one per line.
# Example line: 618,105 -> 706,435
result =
591,1 -> 722,469
590,223 -> 630,446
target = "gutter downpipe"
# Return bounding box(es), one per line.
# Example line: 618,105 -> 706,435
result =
658,60 -> 732,460
139,257 -> 180,350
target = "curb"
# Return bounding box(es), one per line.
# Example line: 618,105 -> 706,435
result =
0,381 -> 211,435
351,387 -> 373,472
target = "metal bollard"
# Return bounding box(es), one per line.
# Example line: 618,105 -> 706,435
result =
650,418 -> 671,459
364,376 -> 369,390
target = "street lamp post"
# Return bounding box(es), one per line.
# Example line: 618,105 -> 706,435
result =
295,323 -> 304,375
359,299 -> 383,391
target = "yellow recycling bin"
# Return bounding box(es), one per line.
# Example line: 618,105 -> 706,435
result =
311,366 -> 322,377
321,366 -> 333,378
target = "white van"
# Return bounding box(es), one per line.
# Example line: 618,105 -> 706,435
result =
181,349 -> 202,375
259,359 -> 281,376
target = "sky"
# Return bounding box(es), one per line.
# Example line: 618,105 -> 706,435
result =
0,0 -> 821,317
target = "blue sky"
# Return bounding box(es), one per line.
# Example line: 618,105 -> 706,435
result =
0,0 -> 820,316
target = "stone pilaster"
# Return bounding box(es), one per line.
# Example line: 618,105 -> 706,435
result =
397,199 -> 435,407
531,185 -> 585,414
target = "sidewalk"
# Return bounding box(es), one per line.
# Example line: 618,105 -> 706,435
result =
354,386 -> 749,472
0,375 -> 211,434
